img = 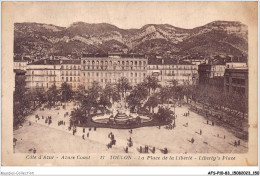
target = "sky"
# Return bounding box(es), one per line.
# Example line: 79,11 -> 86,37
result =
4,1 -> 257,29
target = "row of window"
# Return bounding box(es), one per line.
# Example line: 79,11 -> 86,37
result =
86,78 -> 142,84
61,77 -> 80,82
61,65 -> 81,70
149,65 -> 197,70
31,70 -> 56,75
82,60 -> 147,66
61,71 -> 80,76
82,72 -> 146,77
82,65 -> 146,70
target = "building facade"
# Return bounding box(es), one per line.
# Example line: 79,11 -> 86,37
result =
60,60 -> 81,89
198,63 -> 226,85
25,60 -> 61,89
81,54 -> 148,89
148,59 -> 198,86
224,68 -> 248,98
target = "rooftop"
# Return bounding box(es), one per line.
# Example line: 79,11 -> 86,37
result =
148,58 -> 195,65
82,53 -> 145,58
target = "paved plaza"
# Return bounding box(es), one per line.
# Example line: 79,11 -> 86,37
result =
13,102 -> 248,154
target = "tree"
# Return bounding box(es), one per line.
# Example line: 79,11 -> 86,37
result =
145,95 -> 159,114
60,82 -> 74,102
46,84 -> 59,106
116,77 -> 132,100
99,92 -> 112,112
159,86 -> 171,104
104,83 -> 120,103
144,76 -> 160,95
13,75 -> 33,127
155,107 -> 173,123
127,82 -> 149,111
75,85 -> 87,105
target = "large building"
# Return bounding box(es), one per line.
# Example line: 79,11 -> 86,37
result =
148,58 -> 198,86
198,61 -> 226,85
25,60 -> 61,89
60,60 -> 81,89
81,53 -> 148,88
224,68 -> 248,98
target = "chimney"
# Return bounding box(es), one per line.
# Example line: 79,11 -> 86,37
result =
162,59 -> 164,65
44,60 -> 47,64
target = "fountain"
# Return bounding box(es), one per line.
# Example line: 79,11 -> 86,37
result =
92,98 -> 151,125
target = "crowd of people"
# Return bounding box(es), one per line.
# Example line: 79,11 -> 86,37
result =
25,101 -> 244,154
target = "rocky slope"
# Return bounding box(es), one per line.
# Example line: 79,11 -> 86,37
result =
14,21 -> 248,58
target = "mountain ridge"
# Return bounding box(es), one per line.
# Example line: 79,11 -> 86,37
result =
14,21 -> 248,58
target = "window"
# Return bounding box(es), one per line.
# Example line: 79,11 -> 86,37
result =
32,71 -> 34,75
70,77 -> 72,81
66,77 -> 68,81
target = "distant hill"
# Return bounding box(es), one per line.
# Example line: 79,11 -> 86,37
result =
14,21 -> 248,58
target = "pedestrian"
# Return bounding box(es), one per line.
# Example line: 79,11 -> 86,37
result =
94,127 -> 96,131
234,140 -> 237,147
212,122 -> 214,126
207,120 -> 208,124
87,132 -> 89,138
125,146 -> 128,153
188,111 -> 190,116
129,137 -> 132,143
140,146 -> 142,153
42,115 -> 44,119
164,147 -> 168,154
224,135 -> 226,139
191,138 -> 194,144
152,147 -> 155,154
29,121 -> 31,126
33,148 -> 36,154
89,127 -> 91,131
82,134 -> 85,140
200,129 -> 202,135
238,140 -> 240,146
83,128 -> 85,133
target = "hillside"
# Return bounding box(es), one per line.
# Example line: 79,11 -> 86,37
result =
14,21 -> 248,58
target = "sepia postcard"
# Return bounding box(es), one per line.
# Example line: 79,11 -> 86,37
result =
1,1 -> 258,166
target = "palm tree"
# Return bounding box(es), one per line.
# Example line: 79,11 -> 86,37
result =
46,84 -> 59,106
127,82 -> 149,111
75,85 -> 87,105
60,82 -> 74,103
145,95 -> 159,114
116,77 -> 132,100
103,83 -> 120,104
144,76 -> 160,96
